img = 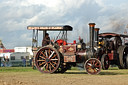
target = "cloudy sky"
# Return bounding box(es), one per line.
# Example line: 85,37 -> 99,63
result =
0,0 -> 128,48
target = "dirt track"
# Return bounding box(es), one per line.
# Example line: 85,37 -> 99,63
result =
0,69 -> 128,85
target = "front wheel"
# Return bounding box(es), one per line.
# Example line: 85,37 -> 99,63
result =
84,58 -> 102,75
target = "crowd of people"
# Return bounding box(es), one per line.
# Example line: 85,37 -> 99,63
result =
1,56 -> 10,67
0,56 -> 33,67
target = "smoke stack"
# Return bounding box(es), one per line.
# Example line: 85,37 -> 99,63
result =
89,23 -> 95,54
94,28 -> 100,46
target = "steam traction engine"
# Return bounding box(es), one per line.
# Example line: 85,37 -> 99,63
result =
96,32 -> 128,70
27,23 -> 102,74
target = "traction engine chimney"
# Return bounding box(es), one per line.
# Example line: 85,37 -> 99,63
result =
89,23 -> 95,55
94,28 -> 100,46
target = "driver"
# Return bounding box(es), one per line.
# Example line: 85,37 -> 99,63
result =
42,33 -> 50,46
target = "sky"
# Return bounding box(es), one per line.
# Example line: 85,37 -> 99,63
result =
0,0 -> 128,48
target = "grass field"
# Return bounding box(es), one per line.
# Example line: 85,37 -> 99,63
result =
0,67 -> 128,85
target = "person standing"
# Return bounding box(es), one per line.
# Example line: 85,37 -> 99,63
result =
1,59 -> 5,67
5,56 -> 9,67
29,57 -> 33,66
0,58 -> 1,67
2,55 -> 6,67
22,57 -> 26,67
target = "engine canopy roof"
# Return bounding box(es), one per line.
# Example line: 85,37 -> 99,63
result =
27,25 -> 73,31
99,33 -> 128,38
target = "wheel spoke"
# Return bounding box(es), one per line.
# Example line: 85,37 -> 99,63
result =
92,60 -> 95,65
49,51 -> 55,59
87,63 -> 92,66
95,61 -> 98,65
37,60 -> 45,62
45,50 -> 48,57
46,63 -> 49,71
95,64 -> 100,68
39,56 -> 46,59
87,67 -> 92,71
51,59 -> 58,61
95,68 -> 99,71
41,63 -> 47,70
50,62 -> 55,69
90,61 -> 93,65
86,65 -> 91,69
52,61 -> 57,65
94,69 -> 97,73
40,52 -> 47,58
51,54 -> 57,59
39,62 -> 45,66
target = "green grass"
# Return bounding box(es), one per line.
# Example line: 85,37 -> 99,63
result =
0,67 -> 128,75
0,67 -> 79,72
0,67 -> 37,72
66,67 -> 128,75
108,66 -> 119,70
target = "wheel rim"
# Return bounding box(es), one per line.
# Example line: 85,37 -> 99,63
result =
35,46 -> 60,73
84,58 -> 101,75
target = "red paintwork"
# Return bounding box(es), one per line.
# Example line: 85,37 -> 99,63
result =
62,45 -> 76,55
0,49 -> 14,53
56,39 -> 67,45
108,53 -> 114,60
64,55 -> 76,62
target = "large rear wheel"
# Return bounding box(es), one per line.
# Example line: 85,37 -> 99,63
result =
35,46 -> 60,73
84,58 -> 102,75
125,54 -> 128,69
117,45 -> 128,69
